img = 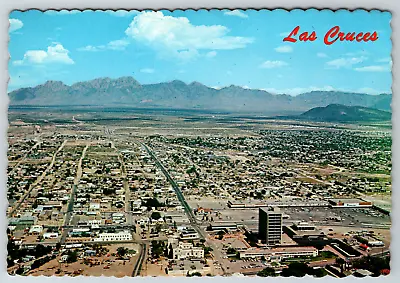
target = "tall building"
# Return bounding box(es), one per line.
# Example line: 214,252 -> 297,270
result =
259,207 -> 283,245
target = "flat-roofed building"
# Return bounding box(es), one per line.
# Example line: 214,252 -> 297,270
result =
94,230 -> 132,242
173,242 -> 204,260
259,207 -> 282,246
239,246 -> 318,260
328,198 -> 373,208
292,222 -> 316,231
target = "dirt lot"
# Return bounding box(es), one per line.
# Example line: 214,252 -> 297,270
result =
28,243 -> 140,277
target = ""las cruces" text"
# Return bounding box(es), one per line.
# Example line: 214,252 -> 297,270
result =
283,26 -> 379,45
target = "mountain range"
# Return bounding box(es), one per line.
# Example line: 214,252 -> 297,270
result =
8,77 -> 392,114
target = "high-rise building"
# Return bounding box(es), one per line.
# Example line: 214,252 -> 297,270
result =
259,207 -> 282,245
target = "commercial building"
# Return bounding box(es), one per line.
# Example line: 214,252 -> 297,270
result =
328,198 -> 373,208
292,222 -> 316,231
94,230 -> 132,242
28,225 -> 43,235
172,242 -> 204,260
283,224 -> 327,246
228,200 -> 329,209
43,232 -> 59,239
179,227 -> 199,240
239,246 -> 318,260
259,207 -> 282,246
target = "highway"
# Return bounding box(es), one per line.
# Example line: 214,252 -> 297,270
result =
141,143 -> 202,237
60,144 -> 89,245
141,143 -> 231,275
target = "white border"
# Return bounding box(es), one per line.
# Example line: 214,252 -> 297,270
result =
1,1 -> 398,283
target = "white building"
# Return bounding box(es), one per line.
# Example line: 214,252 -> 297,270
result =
89,202 -> 100,210
239,246 -> 318,260
43,232 -> 59,239
173,242 -> 204,260
94,231 -> 132,242
29,225 -> 43,235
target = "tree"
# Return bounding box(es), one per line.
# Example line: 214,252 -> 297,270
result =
66,251 -> 78,263
309,267 -> 327,277
204,247 -> 213,256
151,211 -> 162,220
258,267 -> 277,277
117,247 -> 128,258
34,244 -> 52,258
144,198 -> 163,209
281,262 -> 310,277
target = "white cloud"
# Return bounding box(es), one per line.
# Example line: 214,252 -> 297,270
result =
261,85 -> 388,96
262,86 -> 335,96
125,11 -> 253,60
345,50 -> 369,57
317,52 -> 328,58
13,43 -> 74,65
377,57 -> 392,63
78,39 -> 129,52
107,39 -> 129,50
9,18 -> 23,33
259,60 -> 288,69
279,31 -> 291,37
224,10 -> 248,18
354,65 -> 391,72
140,68 -> 155,73
77,45 -> 102,52
9,73 -> 39,90
105,10 -> 139,17
326,56 -> 366,69
45,10 -> 81,15
13,60 -> 24,66
274,45 -> 293,53
356,87 -> 389,95
205,51 -> 217,58
175,49 -> 199,61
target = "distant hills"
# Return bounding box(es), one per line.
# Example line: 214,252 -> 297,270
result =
299,104 -> 392,122
8,76 -> 392,114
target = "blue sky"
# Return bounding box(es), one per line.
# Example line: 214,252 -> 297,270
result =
8,9 -> 392,95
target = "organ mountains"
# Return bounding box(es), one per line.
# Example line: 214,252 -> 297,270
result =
8,77 -> 391,115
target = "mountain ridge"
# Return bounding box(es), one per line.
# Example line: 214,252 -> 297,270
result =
9,76 -> 392,114
299,104 -> 391,122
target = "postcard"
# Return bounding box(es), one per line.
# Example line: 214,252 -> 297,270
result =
7,9 -> 391,277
